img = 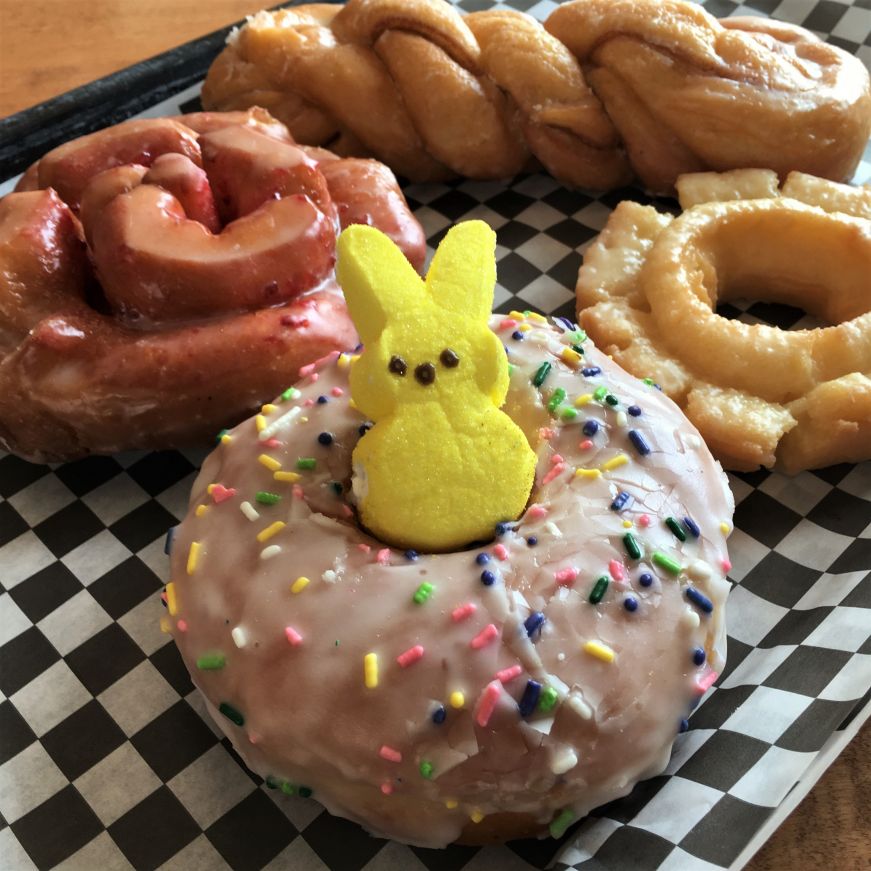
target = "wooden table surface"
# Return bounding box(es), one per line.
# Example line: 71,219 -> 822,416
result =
1,2 -> 869,869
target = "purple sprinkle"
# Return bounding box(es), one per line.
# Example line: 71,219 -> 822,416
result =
685,586 -> 714,614
624,596 -> 639,612
639,572 -> 654,587
524,611 -> 546,638
693,647 -> 706,666
405,550 -> 419,561
432,705 -> 447,725
481,570 -> 496,586
628,430 -> 650,456
317,395 -> 328,404
679,718 -> 689,733
554,316 -> 577,331
610,491 -> 633,512
582,367 -> 602,377
628,405 -> 642,417
475,553 -> 491,565
683,517 -> 701,538
518,680 -> 542,717
527,536 -> 538,547
582,420 -> 599,437
512,330 -> 524,341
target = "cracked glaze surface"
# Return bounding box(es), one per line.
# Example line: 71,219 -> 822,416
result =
168,314 -> 734,847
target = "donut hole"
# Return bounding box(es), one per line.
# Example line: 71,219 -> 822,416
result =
715,299 -> 820,331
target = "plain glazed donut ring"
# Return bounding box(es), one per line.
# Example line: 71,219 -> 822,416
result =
0,109 -> 425,462
575,170 -> 871,473
166,313 -> 733,846
201,0 -> 871,192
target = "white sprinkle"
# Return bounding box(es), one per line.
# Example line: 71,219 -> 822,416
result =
544,521 -> 563,538
557,652 -> 566,662
566,693 -> 593,721
685,434 -> 702,450
240,501 -> 260,521
261,545 -> 282,560
615,411 -> 627,427
322,569 -> 338,583
687,560 -> 712,582
231,626 -> 248,648
549,747 -> 579,775
682,606 -> 701,630
259,406 -> 302,440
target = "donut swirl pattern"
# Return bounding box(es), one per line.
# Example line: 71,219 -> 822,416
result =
167,314 -> 734,847
0,109 -> 425,462
576,170 -> 871,473
201,0 -> 871,193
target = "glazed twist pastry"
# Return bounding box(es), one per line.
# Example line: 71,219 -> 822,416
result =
0,109 -> 425,462
202,0 -> 871,193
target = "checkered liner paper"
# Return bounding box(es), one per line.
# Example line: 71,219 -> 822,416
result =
1,1 -> 870,869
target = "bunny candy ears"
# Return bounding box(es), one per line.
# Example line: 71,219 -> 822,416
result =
336,220 -> 537,551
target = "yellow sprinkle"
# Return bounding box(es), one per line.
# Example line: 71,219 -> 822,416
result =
600,454 -> 629,472
517,323 -> 532,333
255,415 -> 267,432
720,521 -> 732,536
364,652 -> 379,688
560,347 -> 581,366
583,640 -> 615,663
622,519 -> 633,528
509,310 -> 526,321
165,582 -> 178,616
574,393 -> 593,407
274,471 -> 301,483
258,454 -> 282,471
160,616 -> 172,634
195,504 -> 209,518
291,576 -> 310,594
445,799 -> 458,810
337,353 -> 351,370
186,542 -> 201,575
450,691 -> 465,709
527,311 -> 547,323
257,521 -> 286,543
261,403 -> 278,414
207,484 -> 216,495
300,416 -> 309,423
220,433 -> 232,444
470,809 -> 484,824
574,468 -> 602,479
348,399 -> 358,410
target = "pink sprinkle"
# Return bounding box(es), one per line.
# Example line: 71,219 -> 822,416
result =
551,454 -> 564,465
263,438 -> 281,449
396,645 -> 424,668
285,626 -> 303,646
638,514 -> 651,528
379,745 -> 402,763
376,548 -> 391,565
555,566 -> 579,586
452,603 -> 477,622
542,463 -> 566,485
303,398 -> 315,407
292,485 -> 305,500
381,782 -> 394,795
527,504 -> 547,520
341,504 -> 354,518
695,670 -> 719,694
298,362 -> 316,377
357,543 -> 371,554
331,386 -> 344,397
539,427 -> 554,440
176,619 -> 188,632
721,558 -> 732,573
493,543 -> 509,561
496,664 -> 522,683
211,484 -> 236,504
313,350 -> 340,369
309,372 -> 319,382
499,318 -> 518,331
579,439 -> 594,451
470,623 -> 499,650
609,560 -> 625,581
476,680 -> 502,727
248,730 -> 262,745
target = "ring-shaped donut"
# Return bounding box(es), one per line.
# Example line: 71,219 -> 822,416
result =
167,314 -> 733,846
576,170 -> 871,472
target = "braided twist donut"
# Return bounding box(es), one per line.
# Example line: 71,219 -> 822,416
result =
575,170 -> 871,473
0,109 -> 425,463
202,0 -> 871,193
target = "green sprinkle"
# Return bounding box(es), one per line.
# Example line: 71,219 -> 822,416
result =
549,808 -> 575,838
652,551 -> 682,576
605,394 -> 619,406
219,702 -> 244,726
298,786 -> 313,798
413,582 -> 434,604
265,775 -> 280,789
623,532 -> 642,561
593,386 -> 608,401
589,575 -> 609,604
508,363 -> 516,377
280,781 -> 296,796
570,343 -> 585,356
281,387 -> 301,401
296,457 -> 316,470
570,329 -> 587,344
547,388 -> 567,413
255,491 -> 282,505
665,517 -> 687,542
419,760 -> 434,779
335,640 -> 340,646
560,407 -> 578,421
538,685 -> 559,713
532,362 -> 552,388
643,377 -> 655,386
216,428 -> 229,443
196,653 -> 226,671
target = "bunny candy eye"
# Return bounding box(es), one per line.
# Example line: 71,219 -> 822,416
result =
440,349 -> 460,368
414,362 -> 436,385
388,356 -> 407,376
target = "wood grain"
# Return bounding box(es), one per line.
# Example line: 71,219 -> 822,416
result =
0,2 -> 868,870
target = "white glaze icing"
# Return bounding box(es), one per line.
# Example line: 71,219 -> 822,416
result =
167,314 -> 734,847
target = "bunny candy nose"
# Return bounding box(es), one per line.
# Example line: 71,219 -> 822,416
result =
414,362 -> 436,385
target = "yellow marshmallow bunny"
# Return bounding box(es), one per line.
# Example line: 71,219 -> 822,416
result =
336,220 -> 537,552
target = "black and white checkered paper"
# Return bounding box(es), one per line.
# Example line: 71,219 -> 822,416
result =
1,1 -> 870,869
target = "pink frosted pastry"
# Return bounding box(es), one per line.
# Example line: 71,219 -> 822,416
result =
166,310 -> 733,846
